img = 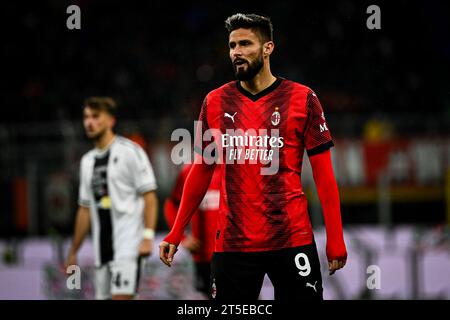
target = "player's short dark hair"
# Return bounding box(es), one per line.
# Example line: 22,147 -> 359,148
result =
83,97 -> 117,117
225,13 -> 273,43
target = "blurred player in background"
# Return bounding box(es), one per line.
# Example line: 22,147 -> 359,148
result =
164,164 -> 220,297
160,13 -> 347,300
66,97 -> 158,300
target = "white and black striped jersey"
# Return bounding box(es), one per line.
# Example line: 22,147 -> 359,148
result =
78,135 -> 157,266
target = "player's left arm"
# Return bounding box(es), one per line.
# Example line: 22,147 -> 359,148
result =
130,146 -> 159,257
139,190 -> 158,256
309,149 -> 347,275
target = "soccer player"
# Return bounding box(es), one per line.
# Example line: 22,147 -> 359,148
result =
66,97 -> 158,300
160,13 -> 347,300
164,164 -> 221,297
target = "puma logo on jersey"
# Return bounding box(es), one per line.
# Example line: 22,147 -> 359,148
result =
224,112 -> 237,123
306,281 -> 318,292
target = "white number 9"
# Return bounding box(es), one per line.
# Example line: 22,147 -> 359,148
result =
294,253 -> 311,277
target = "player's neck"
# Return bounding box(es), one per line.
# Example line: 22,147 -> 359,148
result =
94,131 -> 116,150
240,67 -> 276,95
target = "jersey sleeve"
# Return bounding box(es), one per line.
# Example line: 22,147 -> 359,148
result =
309,150 -> 347,262
78,157 -> 90,208
303,90 -> 334,156
164,165 -> 192,240
130,146 -> 158,194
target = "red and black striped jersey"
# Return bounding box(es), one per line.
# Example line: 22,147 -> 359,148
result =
195,77 -> 333,252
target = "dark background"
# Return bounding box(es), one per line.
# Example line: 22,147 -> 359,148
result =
3,1 -> 450,125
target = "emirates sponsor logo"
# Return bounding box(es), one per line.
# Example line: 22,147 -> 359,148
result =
221,132 -> 284,148
222,129 -> 283,163
170,122 -> 283,175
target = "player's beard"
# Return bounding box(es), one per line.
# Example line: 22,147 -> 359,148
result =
233,52 -> 264,81
87,126 -> 107,142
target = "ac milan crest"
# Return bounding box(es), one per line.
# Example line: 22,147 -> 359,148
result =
271,110 -> 280,126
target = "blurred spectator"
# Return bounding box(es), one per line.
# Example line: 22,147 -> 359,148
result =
363,116 -> 394,143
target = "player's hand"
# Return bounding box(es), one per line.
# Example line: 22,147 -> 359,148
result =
182,235 -> 201,253
139,239 -> 153,257
328,259 -> 346,275
159,241 -> 178,267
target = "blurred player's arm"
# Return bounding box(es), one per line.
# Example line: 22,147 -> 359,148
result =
309,150 -> 347,275
159,159 -> 215,267
65,206 -> 90,268
139,191 -> 158,257
131,146 -> 159,257
66,158 -> 91,269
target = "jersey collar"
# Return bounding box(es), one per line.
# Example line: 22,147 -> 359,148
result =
94,135 -> 117,157
236,77 -> 283,102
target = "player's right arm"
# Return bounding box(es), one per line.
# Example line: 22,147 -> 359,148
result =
164,165 -> 202,253
160,96 -> 217,267
159,159 -> 216,267
66,156 -> 91,269
165,199 -> 201,252
65,205 -> 90,268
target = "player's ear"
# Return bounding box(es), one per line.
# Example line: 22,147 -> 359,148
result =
110,115 -> 116,128
263,41 -> 274,57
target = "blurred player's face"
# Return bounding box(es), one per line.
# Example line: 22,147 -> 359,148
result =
83,107 -> 115,140
229,28 -> 266,81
